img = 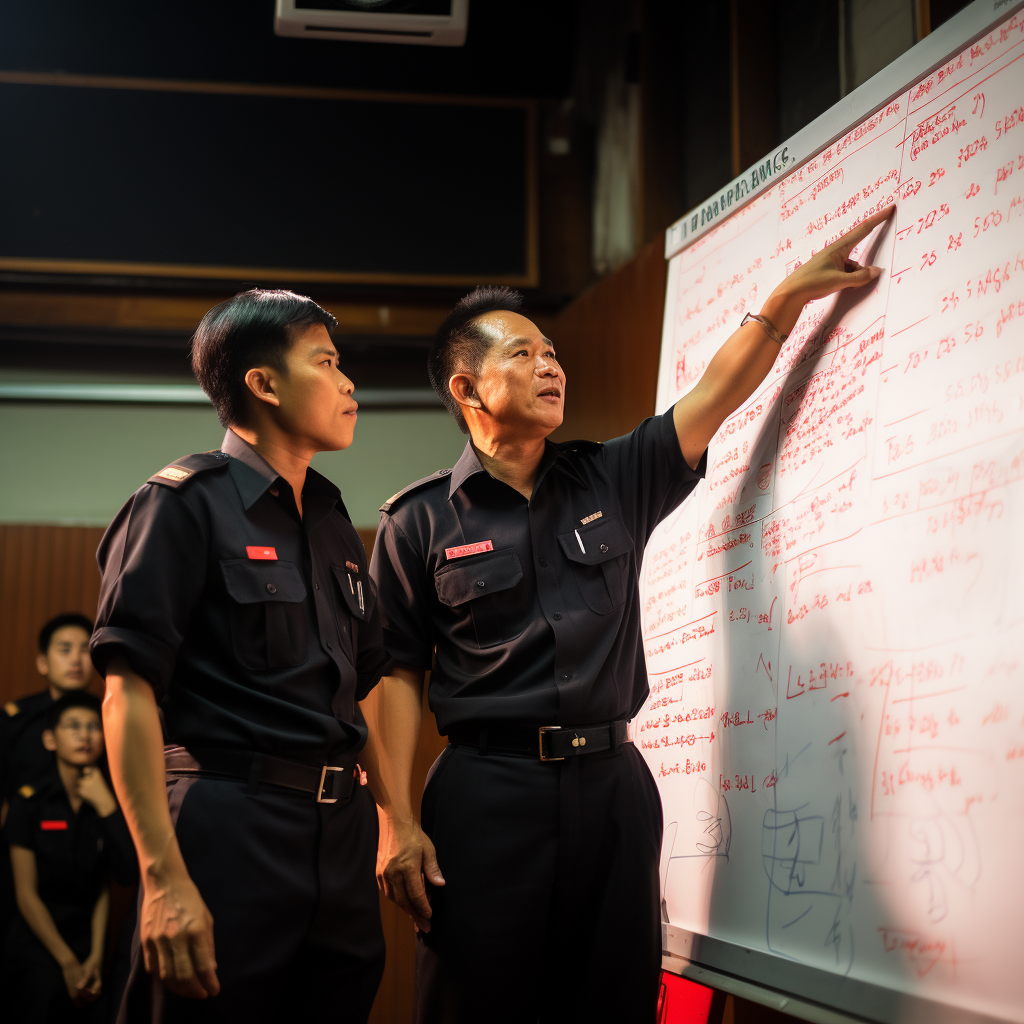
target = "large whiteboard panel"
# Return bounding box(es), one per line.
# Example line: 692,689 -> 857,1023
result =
641,6 -> 1024,1023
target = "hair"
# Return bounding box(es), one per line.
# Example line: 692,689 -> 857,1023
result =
191,289 -> 338,427
38,613 -> 93,654
427,286 -> 524,433
46,690 -> 102,732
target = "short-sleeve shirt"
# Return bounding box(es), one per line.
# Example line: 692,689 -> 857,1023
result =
1,690 -> 57,802
90,430 -> 392,764
371,406 -> 705,731
4,769 -> 136,938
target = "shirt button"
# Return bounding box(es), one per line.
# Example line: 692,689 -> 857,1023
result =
476,580 -> 486,588
561,672 -> 570,680
539,558 -> 547,567
315,581 -> 320,590
553,612 -> 562,620
600,543 -> 609,553
266,583 -> 277,594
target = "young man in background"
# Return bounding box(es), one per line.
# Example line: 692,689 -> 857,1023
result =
2,690 -> 135,1021
2,614 -> 96,808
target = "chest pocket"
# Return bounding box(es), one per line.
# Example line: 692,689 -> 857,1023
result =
434,550 -> 525,649
558,513 -> 633,615
221,560 -> 308,671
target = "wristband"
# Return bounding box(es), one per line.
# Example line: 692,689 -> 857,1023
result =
740,312 -> 788,345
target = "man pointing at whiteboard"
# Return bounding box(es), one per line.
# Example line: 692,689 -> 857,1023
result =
361,205 -> 893,1023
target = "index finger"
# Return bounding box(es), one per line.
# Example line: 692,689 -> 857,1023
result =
834,203 -> 895,252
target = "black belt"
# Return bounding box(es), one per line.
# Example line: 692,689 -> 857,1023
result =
447,719 -> 629,761
164,746 -> 356,804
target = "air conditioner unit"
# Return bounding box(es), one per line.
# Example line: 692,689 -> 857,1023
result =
274,0 -> 468,46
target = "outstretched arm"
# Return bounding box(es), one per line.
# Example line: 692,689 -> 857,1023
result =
358,664 -> 445,931
102,659 -> 219,999
674,205 -> 894,468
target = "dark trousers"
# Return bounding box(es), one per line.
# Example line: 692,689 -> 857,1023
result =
116,774 -> 385,1024
415,740 -> 664,1024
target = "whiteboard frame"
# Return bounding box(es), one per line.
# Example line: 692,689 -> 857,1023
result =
664,0 -> 1024,260
657,2 -> 1024,1021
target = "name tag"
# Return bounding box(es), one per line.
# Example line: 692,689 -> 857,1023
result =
445,540 -> 494,560
41,820 -> 68,831
246,546 -> 278,560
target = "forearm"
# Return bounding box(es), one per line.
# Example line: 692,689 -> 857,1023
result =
11,866 -> 78,966
101,659 -> 187,884
675,284 -> 805,465
358,666 -> 425,824
90,886 -> 110,962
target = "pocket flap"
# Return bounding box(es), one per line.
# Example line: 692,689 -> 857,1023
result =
434,550 -> 523,608
220,559 -> 307,604
332,564 -> 376,621
558,513 -> 633,565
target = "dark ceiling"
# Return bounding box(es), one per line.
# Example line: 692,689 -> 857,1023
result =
0,0 -> 578,98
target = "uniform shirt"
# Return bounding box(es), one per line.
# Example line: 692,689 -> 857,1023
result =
90,430 -> 392,764
1,691 -> 57,802
4,768 -> 136,938
371,406 -> 705,731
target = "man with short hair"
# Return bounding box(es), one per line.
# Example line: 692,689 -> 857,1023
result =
1,614 -> 96,806
362,208 -> 894,1022
91,289 -> 392,1022
2,691 -> 135,1021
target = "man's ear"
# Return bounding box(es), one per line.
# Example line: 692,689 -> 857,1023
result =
449,374 -> 483,415
36,653 -> 49,677
42,729 -> 57,752
243,367 -> 281,409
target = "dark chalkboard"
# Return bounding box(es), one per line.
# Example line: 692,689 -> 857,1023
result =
0,78 -> 534,285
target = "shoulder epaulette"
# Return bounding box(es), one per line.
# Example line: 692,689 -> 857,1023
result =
4,700 -> 19,717
148,450 -> 231,490
18,784 -> 35,799
380,468 -> 452,513
555,439 -> 604,454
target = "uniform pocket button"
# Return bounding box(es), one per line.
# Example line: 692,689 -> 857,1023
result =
599,543 -> 609,553
476,580 -> 486,588
553,612 -> 562,620
266,583 -> 277,594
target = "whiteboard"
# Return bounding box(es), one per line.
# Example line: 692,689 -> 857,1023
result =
640,4 -> 1024,1023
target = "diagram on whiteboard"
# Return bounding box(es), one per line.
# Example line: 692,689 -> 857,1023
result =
639,10 -> 1024,1022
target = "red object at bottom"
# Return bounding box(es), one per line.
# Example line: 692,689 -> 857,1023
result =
658,971 -> 715,1024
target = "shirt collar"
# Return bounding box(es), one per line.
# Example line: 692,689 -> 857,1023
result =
221,429 -> 341,513
447,437 -> 586,499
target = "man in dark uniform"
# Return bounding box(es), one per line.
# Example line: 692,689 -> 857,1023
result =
1,614 -> 96,954
2,691 -> 136,1022
90,289 -> 393,1022
2,614 -> 96,807
362,208 -> 893,1022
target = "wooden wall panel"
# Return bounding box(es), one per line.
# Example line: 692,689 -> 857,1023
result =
550,231 -> 667,444
0,524 -> 106,705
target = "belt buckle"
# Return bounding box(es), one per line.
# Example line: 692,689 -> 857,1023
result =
317,765 -> 344,804
538,725 -> 564,762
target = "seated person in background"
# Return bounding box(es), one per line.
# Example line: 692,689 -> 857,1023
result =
2,613 -> 96,807
1,691 -> 136,1022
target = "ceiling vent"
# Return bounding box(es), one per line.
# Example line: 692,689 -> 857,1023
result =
274,0 -> 468,46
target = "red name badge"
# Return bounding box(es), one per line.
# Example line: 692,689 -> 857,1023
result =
41,820 -> 68,831
445,540 -> 494,560
246,546 -> 278,560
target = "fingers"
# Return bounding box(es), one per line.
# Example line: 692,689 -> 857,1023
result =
402,863 -> 434,924
840,265 -> 882,289
385,865 -> 433,932
835,203 -> 895,252
146,930 -> 218,999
